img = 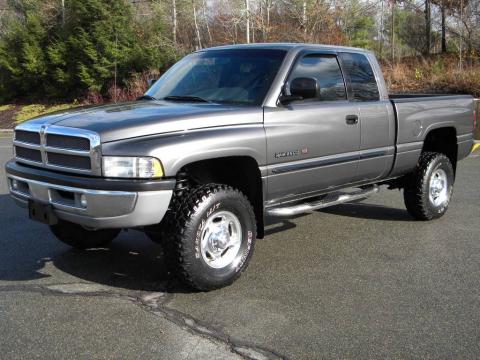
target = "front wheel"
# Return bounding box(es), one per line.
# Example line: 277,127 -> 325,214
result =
165,184 -> 256,291
403,152 -> 455,220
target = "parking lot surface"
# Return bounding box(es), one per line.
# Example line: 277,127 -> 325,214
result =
1,134 -> 479,359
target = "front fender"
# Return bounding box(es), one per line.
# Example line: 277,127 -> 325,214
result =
101,124 -> 267,177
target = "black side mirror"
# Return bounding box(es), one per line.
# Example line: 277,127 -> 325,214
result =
279,77 -> 319,105
279,94 -> 303,105
290,77 -> 319,100
147,78 -> 158,88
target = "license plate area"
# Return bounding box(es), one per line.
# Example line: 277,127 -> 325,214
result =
28,200 -> 58,225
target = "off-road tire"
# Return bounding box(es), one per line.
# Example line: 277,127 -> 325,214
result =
164,184 -> 257,291
403,152 -> 454,220
50,220 -> 120,249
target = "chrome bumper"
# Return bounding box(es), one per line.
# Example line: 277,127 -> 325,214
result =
7,174 -> 172,229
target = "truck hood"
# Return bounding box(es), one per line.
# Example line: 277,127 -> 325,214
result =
26,101 -> 263,143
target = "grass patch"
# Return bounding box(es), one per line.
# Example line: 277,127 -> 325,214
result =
15,103 -> 76,123
0,105 -> 14,112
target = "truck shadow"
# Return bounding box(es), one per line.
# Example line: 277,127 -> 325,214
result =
0,193 -> 189,292
51,233 -> 193,293
263,214 -> 308,236
320,202 -> 413,221
0,193 -> 411,294
264,220 -> 297,236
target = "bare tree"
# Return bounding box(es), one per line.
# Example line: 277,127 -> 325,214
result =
172,0 -> 177,44
425,0 -> 431,54
302,0 -> 307,41
202,0 -> 213,46
61,0 -> 65,25
245,0 -> 250,43
192,0 -> 202,49
391,0 -> 395,62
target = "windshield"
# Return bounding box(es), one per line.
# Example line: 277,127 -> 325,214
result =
146,49 -> 287,105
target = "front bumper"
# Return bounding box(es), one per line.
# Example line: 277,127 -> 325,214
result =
5,160 -> 175,229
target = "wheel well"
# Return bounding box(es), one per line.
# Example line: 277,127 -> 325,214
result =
178,157 -> 265,239
422,127 -> 458,173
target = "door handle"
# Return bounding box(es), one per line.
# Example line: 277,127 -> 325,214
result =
346,114 -> 359,125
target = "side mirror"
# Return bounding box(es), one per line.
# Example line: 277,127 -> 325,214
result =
147,78 -> 158,88
290,77 -> 319,100
279,94 -> 303,105
279,77 -> 319,105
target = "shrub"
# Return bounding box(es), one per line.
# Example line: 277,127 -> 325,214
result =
107,70 -> 160,103
0,0 -> 177,103
382,55 -> 480,97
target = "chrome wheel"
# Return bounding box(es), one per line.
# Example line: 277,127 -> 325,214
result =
200,210 -> 242,269
429,168 -> 449,207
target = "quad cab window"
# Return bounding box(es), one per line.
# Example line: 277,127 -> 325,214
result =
287,54 -> 347,102
338,52 -> 380,101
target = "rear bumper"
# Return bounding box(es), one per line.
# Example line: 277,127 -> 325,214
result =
5,160 -> 174,229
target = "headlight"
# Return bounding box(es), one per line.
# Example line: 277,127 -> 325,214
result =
102,156 -> 164,178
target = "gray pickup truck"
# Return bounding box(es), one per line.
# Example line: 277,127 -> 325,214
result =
5,44 -> 475,290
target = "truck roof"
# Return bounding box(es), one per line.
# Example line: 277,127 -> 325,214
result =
201,43 -> 372,54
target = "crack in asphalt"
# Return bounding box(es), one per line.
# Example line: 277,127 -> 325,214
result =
0,283 -> 286,360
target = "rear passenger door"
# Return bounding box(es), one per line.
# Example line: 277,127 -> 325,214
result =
338,52 -> 395,181
265,52 -> 361,202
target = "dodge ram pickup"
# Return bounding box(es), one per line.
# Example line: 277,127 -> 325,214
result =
5,44 -> 475,290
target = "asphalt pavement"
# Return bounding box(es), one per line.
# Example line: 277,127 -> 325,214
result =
1,134 -> 479,359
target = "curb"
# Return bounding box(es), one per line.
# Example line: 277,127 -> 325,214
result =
472,142 -> 480,154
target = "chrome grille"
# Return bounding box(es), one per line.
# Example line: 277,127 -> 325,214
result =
46,134 -> 90,151
47,152 -> 92,170
13,124 -> 101,175
15,130 -> 40,145
15,147 -> 42,162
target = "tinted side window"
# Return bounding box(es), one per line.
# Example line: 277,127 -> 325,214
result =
338,53 -> 379,101
289,55 -> 346,101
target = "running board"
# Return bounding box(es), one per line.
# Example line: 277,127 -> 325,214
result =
266,185 -> 380,217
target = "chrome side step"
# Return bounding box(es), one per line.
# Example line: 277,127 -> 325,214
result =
266,185 -> 379,217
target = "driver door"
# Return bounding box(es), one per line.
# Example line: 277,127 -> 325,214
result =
265,53 -> 361,203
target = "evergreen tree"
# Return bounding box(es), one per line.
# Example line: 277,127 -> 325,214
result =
48,0 -> 144,97
0,0 -> 176,101
0,0 -> 48,101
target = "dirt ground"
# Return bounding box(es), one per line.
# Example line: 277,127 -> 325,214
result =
0,106 -> 19,129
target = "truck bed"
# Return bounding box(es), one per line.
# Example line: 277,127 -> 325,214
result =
388,94 -> 475,177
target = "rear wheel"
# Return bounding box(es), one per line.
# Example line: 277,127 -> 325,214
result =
164,184 -> 256,291
403,152 -> 454,220
50,220 -> 120,249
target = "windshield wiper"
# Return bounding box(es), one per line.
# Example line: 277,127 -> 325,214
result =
162,95 -> 210,103
137,94 -> 158,101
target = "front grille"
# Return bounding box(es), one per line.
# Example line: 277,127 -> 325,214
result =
15,146 -> 42,162
46,134 -> 90,151
47,152 -> 91,170
13,124 -> 100,175
15,130 -> 40,145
